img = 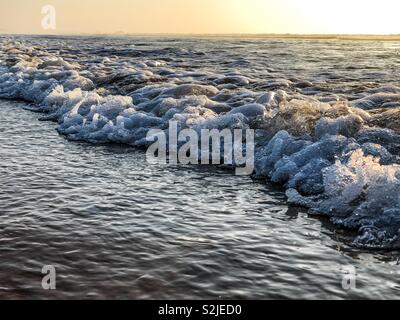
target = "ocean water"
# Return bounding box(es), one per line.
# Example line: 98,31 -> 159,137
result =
1,99 -> 399,299
1,36 -> 400,299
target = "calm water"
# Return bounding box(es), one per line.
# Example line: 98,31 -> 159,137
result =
0,99 -> 399,299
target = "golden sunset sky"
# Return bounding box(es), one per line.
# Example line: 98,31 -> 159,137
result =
0,0 -> 399,35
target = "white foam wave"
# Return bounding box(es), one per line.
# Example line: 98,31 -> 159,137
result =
1,38 -> 400,249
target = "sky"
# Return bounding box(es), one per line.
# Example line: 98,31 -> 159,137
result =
0,0 -> 399,35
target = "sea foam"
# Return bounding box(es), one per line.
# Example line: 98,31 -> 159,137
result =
1,37 -> 400,249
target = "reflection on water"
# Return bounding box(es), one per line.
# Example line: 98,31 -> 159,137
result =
0,100 -> 399,299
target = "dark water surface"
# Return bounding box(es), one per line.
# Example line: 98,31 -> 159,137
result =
0,100 -> 399,299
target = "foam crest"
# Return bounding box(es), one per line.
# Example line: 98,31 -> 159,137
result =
1,37 -> 400,249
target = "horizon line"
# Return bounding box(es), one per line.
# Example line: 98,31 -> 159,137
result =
2,32 -> 400,40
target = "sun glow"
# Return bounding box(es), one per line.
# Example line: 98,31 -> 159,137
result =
228,0 -> 400,34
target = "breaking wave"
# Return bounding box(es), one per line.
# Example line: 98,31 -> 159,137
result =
1,36 -> 400,249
